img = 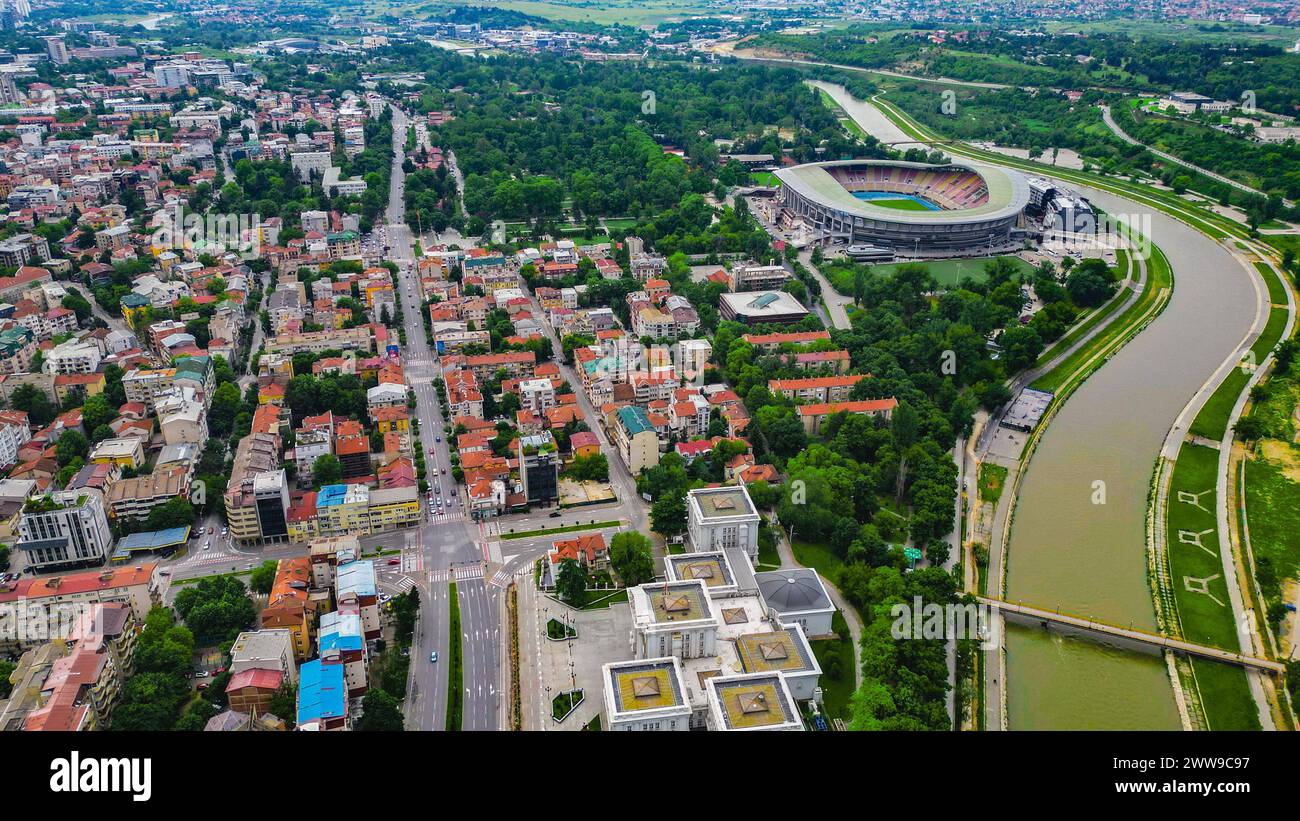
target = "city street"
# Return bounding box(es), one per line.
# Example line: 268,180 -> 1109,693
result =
386,102 -> 502,731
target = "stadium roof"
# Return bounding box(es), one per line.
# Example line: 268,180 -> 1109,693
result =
774,159 -> 1029,224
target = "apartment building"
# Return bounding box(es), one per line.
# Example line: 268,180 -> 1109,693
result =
768,374 -> 870,404
796,398 -> 897,435
15,490 -> 115,572
611,404 -> 660,475
105,467 -> 189,523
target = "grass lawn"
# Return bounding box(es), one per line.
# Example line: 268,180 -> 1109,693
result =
500,520 -> 621,540
578,588 -> 629,610
1189,304 -> 1289,441
868,255 -> 1033,288
546,618 -> 576,640
749,171 -> 780,188
446,581 -> 463,731
861,196 -> 935,211
1166,444 -> 1240,650
1243,456 -> 1300,607
1255,261 -> 1289,306
1263,233 -> 1300,261
1189,658 -> 1261,730
978,463 -> 1008,506
602,217 -> 640,231
792,540 -> 846,587
758,538 -> 781,569
809,611 -> 855,722
551,689 -> 584,722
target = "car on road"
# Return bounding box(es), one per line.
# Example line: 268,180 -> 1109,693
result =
387,558 -> 400,566
159,570 -> 171,576
549,511 -> 562,518
435,436 -> 441,442
440,468 -> 446,474
202,542 -> 210,551
195,670 -> 208,678
434,485 -> 440,494
430,651 -> 438,663
197,682 -> 209,691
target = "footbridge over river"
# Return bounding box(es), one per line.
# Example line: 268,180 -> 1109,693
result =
978,596 -> 1286,676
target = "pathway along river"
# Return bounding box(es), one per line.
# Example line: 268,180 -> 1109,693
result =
813,82 -> 1259,729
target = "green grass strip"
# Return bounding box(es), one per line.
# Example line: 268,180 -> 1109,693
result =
446,580 -> 463,731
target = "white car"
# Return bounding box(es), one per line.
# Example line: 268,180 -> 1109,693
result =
202,542 -> 210,551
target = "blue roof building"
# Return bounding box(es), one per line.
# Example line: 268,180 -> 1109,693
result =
336,559 -> 376,599
319,611 -> 364,654
316,484 -> 348,508
297,659 -> 347,730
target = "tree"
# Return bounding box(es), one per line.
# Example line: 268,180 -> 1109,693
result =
610,531 -> 654,586
173,575 -> 256,643
357,689 -> 405,731
555,558 -> 586,605
268,681 -> 297,727
391,587 -> 421,645
891,402 -> 920,502
1065,261 -> 1117,307
10,383 -> 57,426
144,497 -> 197,531
566,453 -> 609,483
998,325 -> 1044,373
173,697 -> 218,731
313,454 -> 343,486
80,393 -> 116,431
62,288 -> 94,323
55,430 -> 89,467
1233,415 -> 1265,441
650,491 -> 687,539
208,382 -> 242,439
249,560 -> 278,594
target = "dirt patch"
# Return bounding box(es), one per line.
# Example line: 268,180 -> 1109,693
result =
1258,438 -> 1300,481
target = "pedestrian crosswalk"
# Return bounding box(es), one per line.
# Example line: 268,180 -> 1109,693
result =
176,549 -> 248,571
427,563 -> 487,584
454,564 -> 485,581
489,568 -> 531,589
394,576 -> 416,593
427,509 -> 466,523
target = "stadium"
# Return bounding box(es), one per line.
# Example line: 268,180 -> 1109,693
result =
774,159 -> 1032,252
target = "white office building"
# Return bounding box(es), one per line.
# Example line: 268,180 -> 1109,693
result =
686,484 -> 760,561
16,490 -> 114,571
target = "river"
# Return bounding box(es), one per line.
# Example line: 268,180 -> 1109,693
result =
811,81 -> 1260,729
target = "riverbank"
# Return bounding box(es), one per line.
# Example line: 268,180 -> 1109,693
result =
812,78 -> 1272,729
